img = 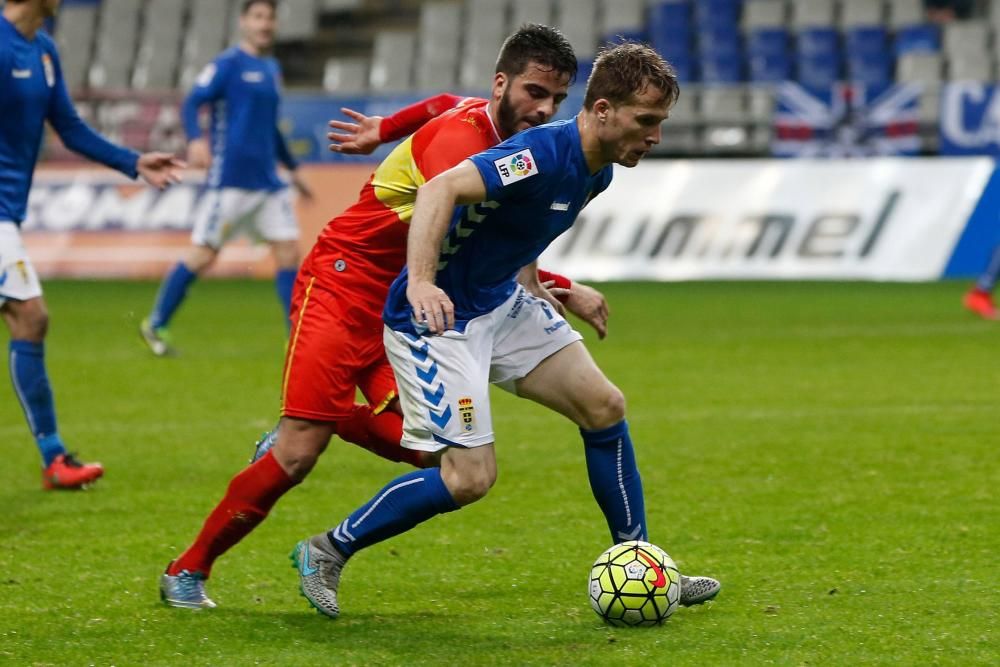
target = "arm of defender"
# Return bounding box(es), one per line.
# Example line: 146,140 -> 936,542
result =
328,94 -> 466,155
406,160 -> 487,334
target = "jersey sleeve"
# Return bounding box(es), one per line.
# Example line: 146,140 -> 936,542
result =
181,56 -> 232,140
378,93 -> 467,142
466,131 -> 555,204
411,113 -> 493,180
45,42 -> 139,178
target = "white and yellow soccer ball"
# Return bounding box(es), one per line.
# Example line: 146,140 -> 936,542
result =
589,540 -> 681,627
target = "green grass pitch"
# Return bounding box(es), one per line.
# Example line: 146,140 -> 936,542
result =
1,279 -> 997,665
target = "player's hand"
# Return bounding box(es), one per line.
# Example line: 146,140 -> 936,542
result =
290,171 -> 315,204
548,281 -> 609,340
186,138 -> 212,169
136,152 -> 186,190
407,281 -> 454,334
328,108 -> 383,155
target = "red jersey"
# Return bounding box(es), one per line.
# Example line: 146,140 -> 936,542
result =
301,97 -> 500,314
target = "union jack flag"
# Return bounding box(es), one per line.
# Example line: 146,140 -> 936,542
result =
773,82 -> 922,157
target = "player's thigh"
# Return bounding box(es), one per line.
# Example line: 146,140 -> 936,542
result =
514,340 -> 625,430
255,188 -> 299,245
383,324 -> 493,453
282,278 -> 382,422
0,224 -> 46,338
190,188 -> 262,248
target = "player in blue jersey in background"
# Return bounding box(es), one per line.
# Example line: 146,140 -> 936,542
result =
290,43 -> 720,618
963,244 -> 1000,320
1,0 -> 183,489
140,0 -> 313,356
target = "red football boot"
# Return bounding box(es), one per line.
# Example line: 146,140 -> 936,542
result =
42,453 -> 104,490
963,288 -> 998,320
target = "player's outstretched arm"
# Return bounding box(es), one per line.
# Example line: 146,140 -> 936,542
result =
329,94 -> 466,154
406,160 -> 487,334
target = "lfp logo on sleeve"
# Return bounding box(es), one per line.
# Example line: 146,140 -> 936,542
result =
494,149 -> 538,186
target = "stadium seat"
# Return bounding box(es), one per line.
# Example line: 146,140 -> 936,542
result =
668,53 -> 697,83
54,2 -> 99,89
370,30 -> 416,92
697,22 -> 742,58
648,0 -> 693,60
323,56 -> 369,93
845,26 -> 889,58
797,28 -> 839,58
509,0 -> 554,30
840,0 -> 885,28
796,53 -> 840,91
896,51 -> 943,84
276,0 -> 319,42
747,86 -> 775,123
847,54 -> 893,89
790,0 -> 835,29
742,0 -> 786,30
942,20 -> 990,60
460,0 -> 508,91
88,0 -> 142,89
894,25 -> 941,55
749,52 -> 791,82
555,0 -> 599,57
700,84 -> 747,123
132,0 -> 186,90
701,52 -> 744,83
747,27 -> 790,57
598,0 -> 645,38
948,55 -> 995,82
415,2 -> 461,91
887,0 -> 925,28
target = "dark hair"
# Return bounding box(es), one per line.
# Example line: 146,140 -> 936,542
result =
583,42 -> 680,110
495,24 -> 578,84
242,0 -> 277,14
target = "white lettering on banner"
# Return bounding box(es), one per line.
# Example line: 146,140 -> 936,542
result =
940,82 -> 1000,149
540,158 -> 994,281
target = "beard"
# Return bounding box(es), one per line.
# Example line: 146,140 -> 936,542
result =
495,87 -> 519,139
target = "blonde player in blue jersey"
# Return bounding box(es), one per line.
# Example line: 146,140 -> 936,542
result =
140,0 -> 313,356
291,43 -> 720,618
1,0 -> 183,489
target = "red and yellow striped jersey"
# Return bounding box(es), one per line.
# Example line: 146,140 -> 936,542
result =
302,97 -> 499,313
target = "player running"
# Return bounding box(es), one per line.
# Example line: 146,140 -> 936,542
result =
963,243 -> 1000,319
140,0 -> 313,356
1,0 -> 183,489
160,25 -> 595,609
291,43 -> 720,618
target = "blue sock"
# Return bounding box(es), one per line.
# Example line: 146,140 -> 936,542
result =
275,268 -> 297,322
976,244 -> 1000,292
582,420 -> 647,543
327,468 -> 459,557
9,340 -> 65,467
150,262 -> 196,329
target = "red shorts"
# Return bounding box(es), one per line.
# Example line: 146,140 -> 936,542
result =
281,273 -> 397,421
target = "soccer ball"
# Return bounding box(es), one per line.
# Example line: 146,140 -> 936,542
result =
588,540 -> 681,627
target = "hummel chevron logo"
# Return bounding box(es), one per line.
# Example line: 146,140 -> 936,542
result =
422,383 -> 446,406
408,341 -> 430,362
417,362 -> 439,384
429,405 -> 452,428
637,550 -> 666,588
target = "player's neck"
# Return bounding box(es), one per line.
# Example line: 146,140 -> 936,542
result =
238,40 -> 270,58
3,4 -> 45,39
576,113 -> 610,174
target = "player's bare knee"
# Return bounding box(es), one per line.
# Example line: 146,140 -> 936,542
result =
273,419 -> 332,481
580,386 -> 626,431
6,301 -> 49,341
442,460 -> 496,506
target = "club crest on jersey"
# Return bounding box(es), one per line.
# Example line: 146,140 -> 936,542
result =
41,53 -> 55,87
494,149 -> 538,186
457,397 -> 475,432
15,261 -> 28,282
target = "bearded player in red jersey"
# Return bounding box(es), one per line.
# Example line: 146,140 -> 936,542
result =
161,25 -> 593,609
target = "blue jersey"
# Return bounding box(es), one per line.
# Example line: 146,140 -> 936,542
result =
0,17 -> 138,224
182,47 -> 297,192
384,117 -> 613,334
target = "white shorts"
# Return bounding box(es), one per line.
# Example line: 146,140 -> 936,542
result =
0,223 -> 42,307
191,187 -> 298,249
384,285 -> 583,452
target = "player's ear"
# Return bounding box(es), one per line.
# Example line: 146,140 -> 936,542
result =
492,71 -> 508,98
593,99 -> 612,122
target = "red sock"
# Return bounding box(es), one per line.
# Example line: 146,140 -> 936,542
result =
168,451 -> 296,577
336,404 -> 427,468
